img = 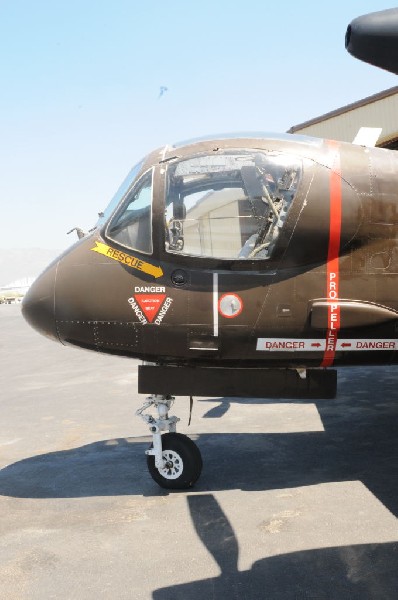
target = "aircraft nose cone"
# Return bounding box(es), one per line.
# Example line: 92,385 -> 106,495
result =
22,263 -> 59,342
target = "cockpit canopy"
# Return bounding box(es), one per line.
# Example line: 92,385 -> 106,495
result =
165,150 -> 301,260
107,168 -> 153,255
103,148 -> 302,261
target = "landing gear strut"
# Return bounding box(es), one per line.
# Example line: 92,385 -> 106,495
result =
136,395 -> 202,489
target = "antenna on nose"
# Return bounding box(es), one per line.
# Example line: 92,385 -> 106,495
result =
67,227 -> 86,240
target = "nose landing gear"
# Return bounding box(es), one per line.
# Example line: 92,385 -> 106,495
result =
136,395 -> 202,489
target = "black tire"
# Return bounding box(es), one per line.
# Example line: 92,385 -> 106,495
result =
147,432 -> 203,489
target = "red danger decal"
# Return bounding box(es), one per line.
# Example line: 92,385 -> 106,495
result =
135,294 -> 166,323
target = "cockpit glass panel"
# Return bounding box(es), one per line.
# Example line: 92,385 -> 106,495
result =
106,169 -> 153,254
96,158 -> 145,228
165,151 -> 302,260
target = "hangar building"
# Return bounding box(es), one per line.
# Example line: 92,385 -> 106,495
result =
288,86 -> 398,150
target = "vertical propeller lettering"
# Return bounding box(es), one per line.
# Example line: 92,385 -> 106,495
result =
322,142 -> 342,367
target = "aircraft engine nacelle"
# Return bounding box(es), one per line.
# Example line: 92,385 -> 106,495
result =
346,8 -> 398,75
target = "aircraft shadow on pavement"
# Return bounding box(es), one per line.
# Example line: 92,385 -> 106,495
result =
1,369 -> 398,597
0,371 -> 398,517
152,494 -> 398,600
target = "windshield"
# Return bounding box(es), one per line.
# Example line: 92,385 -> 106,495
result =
106,169 -> 153,254
96,158 -> 145,228
165,150 -> 302,260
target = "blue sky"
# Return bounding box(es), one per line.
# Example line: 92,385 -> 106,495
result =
1,0 -> 398,249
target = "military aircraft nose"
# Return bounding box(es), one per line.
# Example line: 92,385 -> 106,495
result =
22,262 -> 59,342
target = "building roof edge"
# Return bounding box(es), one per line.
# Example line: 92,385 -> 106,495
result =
288,86 -> 398,133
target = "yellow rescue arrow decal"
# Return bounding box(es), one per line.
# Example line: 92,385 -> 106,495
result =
91,241 -> 163,279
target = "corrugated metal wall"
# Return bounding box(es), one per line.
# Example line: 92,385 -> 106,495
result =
289,91 -> 398,147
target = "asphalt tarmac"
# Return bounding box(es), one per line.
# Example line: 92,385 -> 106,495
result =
1,304 -> 398,599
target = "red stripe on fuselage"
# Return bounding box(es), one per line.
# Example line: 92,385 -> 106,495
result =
321,142 -> 342,367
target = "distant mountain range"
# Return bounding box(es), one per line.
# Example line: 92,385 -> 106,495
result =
0,248 -> 62,288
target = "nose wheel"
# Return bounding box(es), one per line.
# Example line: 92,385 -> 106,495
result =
136,395 -> 202,489
147,432 -> 202,489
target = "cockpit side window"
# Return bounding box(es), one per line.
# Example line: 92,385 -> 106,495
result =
165,151 -> 302,260
106,169 -> 153,255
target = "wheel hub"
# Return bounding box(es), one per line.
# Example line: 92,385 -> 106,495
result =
159,450 -> 183,479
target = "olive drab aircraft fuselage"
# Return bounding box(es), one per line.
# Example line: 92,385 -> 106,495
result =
21,8 -> 398,488
23,134 -> 398,369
